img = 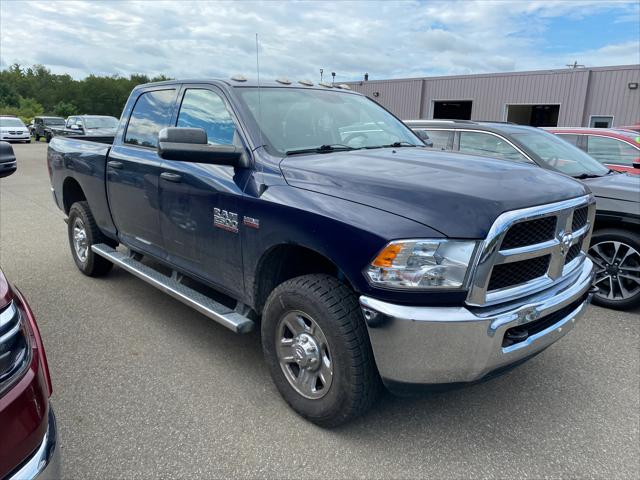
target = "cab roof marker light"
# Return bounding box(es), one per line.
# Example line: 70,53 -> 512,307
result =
299,79 -> 314,86
318,82 -> 333,88
231,75 -> 248,82
339,84 -> 351,90
276,77 -> 292,85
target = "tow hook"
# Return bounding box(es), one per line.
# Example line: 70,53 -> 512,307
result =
503,327 -> 529,347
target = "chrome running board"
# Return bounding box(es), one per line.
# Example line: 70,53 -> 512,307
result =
91,244 -> 254,334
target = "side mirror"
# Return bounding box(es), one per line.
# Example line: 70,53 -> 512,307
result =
0,141 -> 17,178
157,127 -> 245,167
415,129 -> 434,147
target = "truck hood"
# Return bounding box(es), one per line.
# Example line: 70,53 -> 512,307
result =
580,172 -> 640,204
280,148 -> 589,238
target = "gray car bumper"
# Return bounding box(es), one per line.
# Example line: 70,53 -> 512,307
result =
8,407 -> 60,480
360,258 -> 595,386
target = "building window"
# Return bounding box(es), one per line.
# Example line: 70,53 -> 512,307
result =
589,116 -> 613,128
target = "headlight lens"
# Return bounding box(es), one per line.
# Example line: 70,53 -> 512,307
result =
365,239 -> 477,289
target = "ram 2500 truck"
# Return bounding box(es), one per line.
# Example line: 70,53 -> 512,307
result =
48,79 -> 596,426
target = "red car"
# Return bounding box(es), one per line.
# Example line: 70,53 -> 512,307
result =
547,128 -> 640,175
0,145 -> 59,479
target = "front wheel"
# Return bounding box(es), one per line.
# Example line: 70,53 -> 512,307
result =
68,201 -> 114,276
34,134 -> 40,142
588,228 -> 640,310
45,133 -> 52,143
262,274 -> 380,427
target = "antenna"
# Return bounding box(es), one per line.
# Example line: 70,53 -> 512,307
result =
255,33 -> 266,193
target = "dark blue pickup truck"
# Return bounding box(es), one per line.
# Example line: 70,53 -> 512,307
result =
48,79 -> 596,426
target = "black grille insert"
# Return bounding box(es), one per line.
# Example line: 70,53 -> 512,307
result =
502,293 -> 588,347
488,255 -> 551,291
572,206 -> 588,231
564,244 -> 582,264
501,217 -> 557,250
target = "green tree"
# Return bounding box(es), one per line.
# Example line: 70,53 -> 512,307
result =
53,101 -> 77,117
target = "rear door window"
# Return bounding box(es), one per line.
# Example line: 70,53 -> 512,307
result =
458,131 -> 528,162
125,89 -> 176,148
586,135 -> 639,166
420,129 -> 453,150
176,89 -> 237,145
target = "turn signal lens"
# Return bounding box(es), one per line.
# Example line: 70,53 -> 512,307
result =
372,243 -> 404,267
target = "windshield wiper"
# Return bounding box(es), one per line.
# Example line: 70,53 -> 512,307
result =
574,173 -> 604,179
285,144 -> 357,155
364,141 -> 419,149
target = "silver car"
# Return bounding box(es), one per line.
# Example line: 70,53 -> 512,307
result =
406,120 -> 640,310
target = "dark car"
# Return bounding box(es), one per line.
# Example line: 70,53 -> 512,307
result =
0,144 -> 60,479
406,119 -> 640,310
47,79 -> 595,426
32,116 -> 66,142
546,127 -> 640,175
49,115 -> 119,141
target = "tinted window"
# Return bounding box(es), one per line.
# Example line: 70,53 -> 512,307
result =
555,134 -> 580,146
587,136 -> 640,166
177,89 -> 236,145
420,129 -> 453,150
66,117 -> 76,128
459,131 -> 528,162
511,130 -> 609,177
125,89 -> 175,148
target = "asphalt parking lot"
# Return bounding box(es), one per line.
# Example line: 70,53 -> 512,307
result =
1,141 -> 639,479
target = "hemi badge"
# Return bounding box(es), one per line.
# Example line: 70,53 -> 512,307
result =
243,216 -> 260,229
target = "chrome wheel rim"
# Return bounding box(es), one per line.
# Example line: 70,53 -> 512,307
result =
72,217 -> 89,263
588,240 -> 640,301
276,311 -> 333,399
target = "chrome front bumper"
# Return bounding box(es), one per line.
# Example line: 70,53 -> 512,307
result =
360,258 -> 595,386
8,407 -> 60,480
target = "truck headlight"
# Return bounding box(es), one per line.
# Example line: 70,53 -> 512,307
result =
365,239 -> 477,289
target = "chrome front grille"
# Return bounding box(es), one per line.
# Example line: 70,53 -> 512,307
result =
467,195 -> 596,306
0,302 -> 30,393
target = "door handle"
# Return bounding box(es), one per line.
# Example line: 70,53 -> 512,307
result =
160,172 -> 182,183
107,160 -> 123,169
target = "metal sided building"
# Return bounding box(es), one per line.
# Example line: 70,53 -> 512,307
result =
345,65 -> 640,128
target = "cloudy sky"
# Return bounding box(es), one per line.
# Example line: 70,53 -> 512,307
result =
1,0 -> 638,82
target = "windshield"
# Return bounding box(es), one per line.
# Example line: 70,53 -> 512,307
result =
511,130 -> 609,177
84,116 -> 119,129
235,87 -> 421,155
0,118 -> 25,128
44,117 -> 65,125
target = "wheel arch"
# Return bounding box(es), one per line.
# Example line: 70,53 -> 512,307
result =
252,243 -> 355,314
62,176 -> 87,214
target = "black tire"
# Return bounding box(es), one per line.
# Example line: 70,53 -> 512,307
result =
67,201 -> 115,277
34,134 -> 40,142
589,228 -> 640,310
45,133 -> 52,143
262,274 -> 380,427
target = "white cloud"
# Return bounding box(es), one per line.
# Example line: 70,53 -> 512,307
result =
0,0 -> 638,82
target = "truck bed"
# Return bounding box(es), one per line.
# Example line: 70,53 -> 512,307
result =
48,136 -> 116,238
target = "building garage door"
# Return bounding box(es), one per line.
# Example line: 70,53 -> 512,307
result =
433,101 -> 472,120
507,104 -> 559,127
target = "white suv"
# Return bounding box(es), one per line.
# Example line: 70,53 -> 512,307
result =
0,116 -> 31,143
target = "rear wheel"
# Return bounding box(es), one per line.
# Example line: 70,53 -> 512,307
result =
68,201 -> 115,276
262,274 -> 380,427
588,228 -> 640,310
45,133 -> 52,143
34,134 -> 40,142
